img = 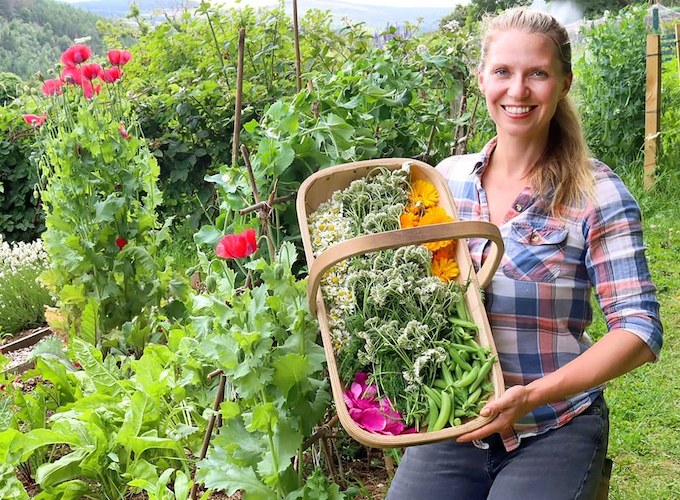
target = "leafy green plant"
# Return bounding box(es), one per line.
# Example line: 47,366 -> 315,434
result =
0,98 -> 44,243
572,5 -> 648,172
193,242 -> 353,498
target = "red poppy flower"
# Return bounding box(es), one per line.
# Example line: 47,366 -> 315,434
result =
108,49 -> 132,67
98,67 -> 121,83
82,81 -> 101,99
23,114 -> 47,127
41,78 -> 63,96
216,229 -> 258,259
119,123 -> 130,140
81,63 -> 102,81
61,66 -> 83,86
61,45 -> 91,67
116,238 -> 128,251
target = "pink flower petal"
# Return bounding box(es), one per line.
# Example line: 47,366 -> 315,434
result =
356,408 -> 387,432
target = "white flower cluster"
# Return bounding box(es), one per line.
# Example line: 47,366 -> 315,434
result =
403,346 -> 447,390
0,236 -> 50,280
308,198 -> 355,351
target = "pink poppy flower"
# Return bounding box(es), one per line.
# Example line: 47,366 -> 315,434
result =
99,67 -> 121,83
81,63 -> 102,81
216,229 -> 258,259
108,49 -> 132,67
82,81 -> 101,99
41,79 -> 63,96
119,123 -> 130,140
61,67 -> 83,86
61,45 -> 91,67
23,114 -> 47,127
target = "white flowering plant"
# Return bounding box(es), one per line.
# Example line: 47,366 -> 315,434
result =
308,166 -> 497,434
0,236 -> 54,335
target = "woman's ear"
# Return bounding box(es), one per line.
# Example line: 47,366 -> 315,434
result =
561,71 -> 573,99
478,70 -> 485,94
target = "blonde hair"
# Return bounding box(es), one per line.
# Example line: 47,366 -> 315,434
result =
479,7 -> 594,215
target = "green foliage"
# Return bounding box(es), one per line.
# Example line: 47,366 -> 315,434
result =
0,0 -> 106,80
193,242 -> 352,499
572,5 -> 648,173
0,237 -> 53,335
0,98 -> 44,243
0,71 -> 21,104
0,331 -> 213,499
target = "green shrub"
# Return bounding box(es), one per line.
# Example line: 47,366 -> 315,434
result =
0,71 -> 21,104
572,5 -> 648,173
0,99 -> 44,243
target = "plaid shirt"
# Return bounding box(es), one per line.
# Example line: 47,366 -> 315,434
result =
436,138 -> 663,451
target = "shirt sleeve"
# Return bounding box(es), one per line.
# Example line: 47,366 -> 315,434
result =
583,162 -> 663,357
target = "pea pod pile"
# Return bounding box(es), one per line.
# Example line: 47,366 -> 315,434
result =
420,316 -> 497,432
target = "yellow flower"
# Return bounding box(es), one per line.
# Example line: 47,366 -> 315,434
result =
432,257 -> 459,282
420,207 -> 454,251
433,241 -> 456,260
409,180 -> 439,209
400,211 -> 420,229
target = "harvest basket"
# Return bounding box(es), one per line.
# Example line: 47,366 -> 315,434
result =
297,158 -> 505,448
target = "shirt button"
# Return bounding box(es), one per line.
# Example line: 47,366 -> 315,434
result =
514,204 -> 522,212
531,234 -> 540,243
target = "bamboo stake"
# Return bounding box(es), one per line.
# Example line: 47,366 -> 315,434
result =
293,0 -> 302,92
232,28 -> 245,169
644,34 -> 661,189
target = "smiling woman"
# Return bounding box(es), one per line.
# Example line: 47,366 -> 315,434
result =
386,7 -> 663,500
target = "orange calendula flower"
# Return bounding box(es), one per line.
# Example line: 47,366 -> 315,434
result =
420,207 -> 454,251
400,211 -> 419,229
432,257 -> 460,282
409,180 -> 439,209
433,241 -> 456,260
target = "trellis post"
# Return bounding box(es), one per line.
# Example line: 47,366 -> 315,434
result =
644,34 -> 661,189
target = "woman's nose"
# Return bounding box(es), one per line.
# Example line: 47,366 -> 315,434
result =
507,76 -> 529,99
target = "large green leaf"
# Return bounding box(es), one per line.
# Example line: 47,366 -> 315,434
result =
71,339 -> 126,398
93,194 -> 125,223
35,448 -> 89,488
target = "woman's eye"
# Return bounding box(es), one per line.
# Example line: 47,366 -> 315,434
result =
494,69 -> 508,76
532,70 -> 548,77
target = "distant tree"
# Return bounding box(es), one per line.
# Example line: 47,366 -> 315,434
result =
439,0 -> 532,31
0,71 -> 22,104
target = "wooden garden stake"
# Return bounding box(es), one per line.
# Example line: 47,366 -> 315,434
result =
293,0 -> 302,92
232,28 -> 245,169
644,34 -> 661,189
240,144 -> 277,261
190,372 -> 227,500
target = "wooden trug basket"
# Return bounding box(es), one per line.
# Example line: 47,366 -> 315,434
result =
297,158 -> 505,448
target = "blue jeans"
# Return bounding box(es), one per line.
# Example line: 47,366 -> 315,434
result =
386,396 -> 609,500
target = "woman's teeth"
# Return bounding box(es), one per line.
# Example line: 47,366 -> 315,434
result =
504,106 -> 533,114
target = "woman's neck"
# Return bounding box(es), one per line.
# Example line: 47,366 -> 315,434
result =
491,133 -> 548,181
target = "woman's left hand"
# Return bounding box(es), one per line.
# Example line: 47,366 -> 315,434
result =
455,385 -> 534,442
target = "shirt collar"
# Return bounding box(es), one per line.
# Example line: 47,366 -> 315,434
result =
474,136 -> 498,176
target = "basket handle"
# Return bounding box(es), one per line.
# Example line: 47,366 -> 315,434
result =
307,221 -> 504,317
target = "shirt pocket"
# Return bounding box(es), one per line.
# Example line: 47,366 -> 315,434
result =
501,221 -> 568,283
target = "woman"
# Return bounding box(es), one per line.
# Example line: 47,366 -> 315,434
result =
386,8 -> 662,500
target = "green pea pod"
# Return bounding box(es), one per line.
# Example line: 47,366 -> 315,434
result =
450,342 -> 479,354
423,385 -> 442,408
448,316 -> 478,329
447,346 -> 473,371
427,396 -> 439,431
441,365 -> 455,387
447,389 -> 457,427
469,354 -> 497,394
453,365 -> 480,388
454,363 -> 463,380
433,378 -> 449,390
453,417 -> 462,426
465,386 -> 483,408
432,390 -> 452,432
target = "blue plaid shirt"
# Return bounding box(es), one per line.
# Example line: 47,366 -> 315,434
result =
437,138 -> 663,451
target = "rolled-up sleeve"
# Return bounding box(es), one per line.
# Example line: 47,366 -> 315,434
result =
584,163 -> 663,357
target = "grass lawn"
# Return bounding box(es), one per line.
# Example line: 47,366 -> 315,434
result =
598,167 -> 680,500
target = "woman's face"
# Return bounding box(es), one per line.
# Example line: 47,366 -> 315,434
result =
478,29 -> 572,144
